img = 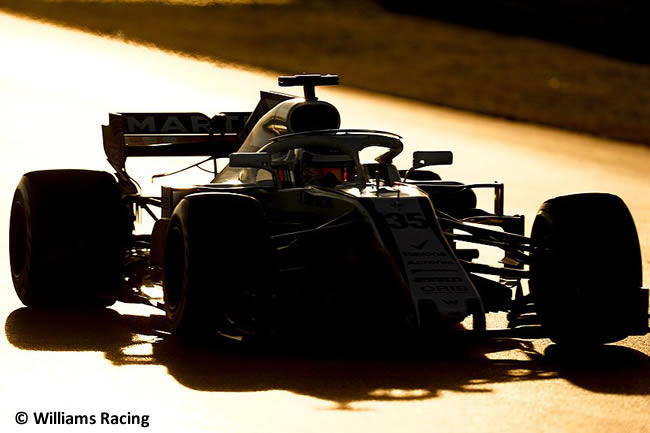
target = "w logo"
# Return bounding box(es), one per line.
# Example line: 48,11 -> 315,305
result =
441,299 -> 459,305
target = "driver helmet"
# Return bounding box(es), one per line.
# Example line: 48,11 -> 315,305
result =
295,148 -> 356,187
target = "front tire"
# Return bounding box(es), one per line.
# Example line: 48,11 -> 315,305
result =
530,193 -> 643,346
163,192 -> 272,339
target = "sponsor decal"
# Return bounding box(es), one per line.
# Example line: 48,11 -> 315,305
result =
419,285 -> 469,293
122,112 -> 249,135
414,276 -> 464,283
403,252 -> 448,257
407,260 -> 454,265
126,114 -> 211,134
411,240 -> 429,250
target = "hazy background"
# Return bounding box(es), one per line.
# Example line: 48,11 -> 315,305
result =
1,0 -> 648,144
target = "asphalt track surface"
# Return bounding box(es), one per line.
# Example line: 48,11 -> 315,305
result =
1,12 -> 649,433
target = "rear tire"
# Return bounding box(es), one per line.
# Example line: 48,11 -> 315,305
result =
9,170 -> 125,307
530,193 -> 642,346
163,192 -> 272,339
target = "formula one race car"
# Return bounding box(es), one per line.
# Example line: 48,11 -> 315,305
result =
9,74 -> 649,347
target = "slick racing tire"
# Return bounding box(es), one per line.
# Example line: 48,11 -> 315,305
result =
530,193 -> 642,346
163,192 -> 272,339
9,170 -> 124,307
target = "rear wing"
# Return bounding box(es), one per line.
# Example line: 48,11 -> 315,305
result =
102,90 -> 294,191
102,111 -> 247,193
103,111 -> 248,161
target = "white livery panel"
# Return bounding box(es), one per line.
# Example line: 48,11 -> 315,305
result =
373,197 -> 483,325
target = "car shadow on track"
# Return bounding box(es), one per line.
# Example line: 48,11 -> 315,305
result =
5,307 -> 649,408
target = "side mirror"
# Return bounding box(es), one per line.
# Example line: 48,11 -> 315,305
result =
229,152 -> 272,169
412,151 -> 453,169
402,151 -> 453,183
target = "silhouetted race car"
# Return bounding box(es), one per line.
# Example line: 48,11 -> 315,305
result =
9,74 -> 648,346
